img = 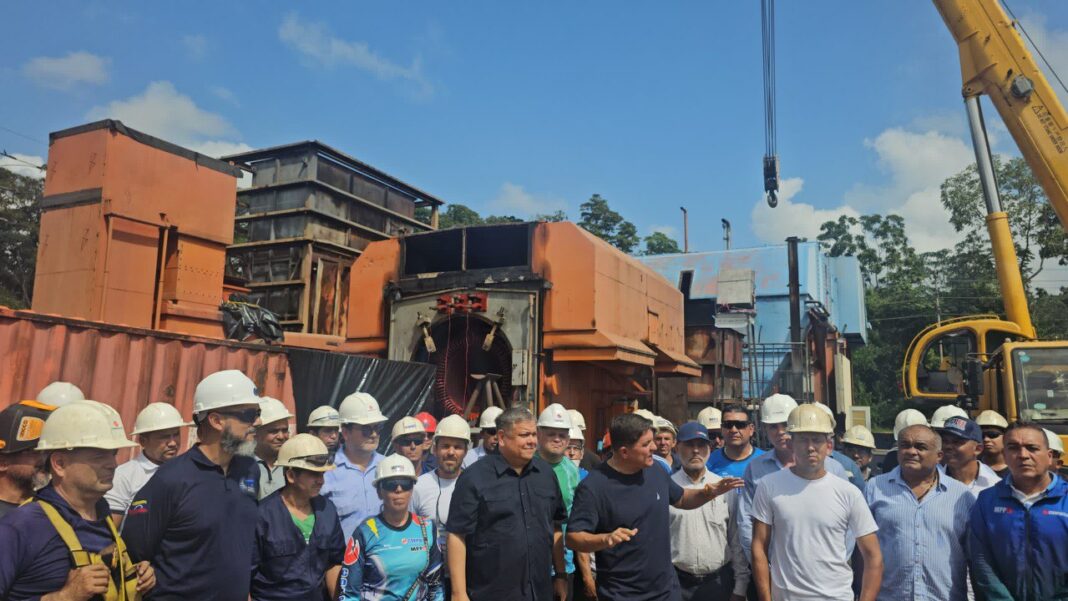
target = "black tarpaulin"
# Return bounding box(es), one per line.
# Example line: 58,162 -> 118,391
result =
285,348 -> 436,453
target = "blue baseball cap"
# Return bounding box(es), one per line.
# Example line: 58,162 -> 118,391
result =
938,416 -> 982,444
677,421 -> 710,443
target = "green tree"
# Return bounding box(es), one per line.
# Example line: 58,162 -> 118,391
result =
578,194 -> 639,253
438,204 -> 484,229
533,210 -> 567,222
642,231 -> 682,255
483,214 -> 522,224
0,169 -> 43,308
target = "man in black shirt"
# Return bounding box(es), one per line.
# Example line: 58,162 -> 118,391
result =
0,401 -> 53,520
447,407 -> 567,601
566,413 -> 743,601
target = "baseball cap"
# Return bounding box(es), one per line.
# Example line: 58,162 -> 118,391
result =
0,400 -> 56,453
938,416 -> 982,444
677,421 -> 710,443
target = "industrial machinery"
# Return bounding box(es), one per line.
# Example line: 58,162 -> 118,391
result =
903,0 -> 1068,445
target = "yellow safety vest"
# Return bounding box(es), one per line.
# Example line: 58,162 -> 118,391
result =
37,500 -> 140,601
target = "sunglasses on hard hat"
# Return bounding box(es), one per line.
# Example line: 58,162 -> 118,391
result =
396,435 -> 426,448
217,408 -> 261,424
723,420 -> 750,430
982,430 -> 1003,439
296,454 -> 333,468
378,478 -> 415,492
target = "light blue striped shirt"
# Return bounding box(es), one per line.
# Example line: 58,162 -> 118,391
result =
865,467 -> 976,601
321,448 -> 385,537
737,450 -> 849,562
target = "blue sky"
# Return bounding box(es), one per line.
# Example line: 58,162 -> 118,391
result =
4,1 -> 1068,263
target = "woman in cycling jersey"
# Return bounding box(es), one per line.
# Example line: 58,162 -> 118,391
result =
338,454 -> 444,601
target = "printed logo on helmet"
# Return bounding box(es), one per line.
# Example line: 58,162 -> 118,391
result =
391,465 -> 405,473
16,417 -> 44,442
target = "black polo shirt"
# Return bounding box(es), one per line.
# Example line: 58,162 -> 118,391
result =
447,453 -> 566,601
123,445 -> 259,601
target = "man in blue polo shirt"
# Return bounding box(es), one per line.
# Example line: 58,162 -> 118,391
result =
706,404 -> 763,478
321,391 -> 389,537
969,421 -> 1067,601
123,370 -> 263,601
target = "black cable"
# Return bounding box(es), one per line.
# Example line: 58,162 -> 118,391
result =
0,150 -> 45,171
1001,0 -> 1068,99
0,125 -> 46,147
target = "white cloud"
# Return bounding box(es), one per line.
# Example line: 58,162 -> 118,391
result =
489,182 -> 567,216
751,178 -> 861,244
278,13 -> 432,97
85,81 -> 251,158
650,225 -> 679,238
211,85 -> 240,107
23,51 -> 109,91
182,34 -> 208,60
0,153 -> 46,178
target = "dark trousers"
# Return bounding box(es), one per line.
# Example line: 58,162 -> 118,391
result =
675,565 -> 734,601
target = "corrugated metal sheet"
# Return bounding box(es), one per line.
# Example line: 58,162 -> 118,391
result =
0,308 -> 294,450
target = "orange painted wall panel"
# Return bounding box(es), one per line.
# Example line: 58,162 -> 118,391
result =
42,129 -> 108,197
32,203 -> 105,319
101,217 -> 160,328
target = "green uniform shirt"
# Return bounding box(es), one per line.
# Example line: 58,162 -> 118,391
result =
542,453 -> 580,574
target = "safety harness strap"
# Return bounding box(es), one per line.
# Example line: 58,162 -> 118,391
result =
37,500 -> 140,601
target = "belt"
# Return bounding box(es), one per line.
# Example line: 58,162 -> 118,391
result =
675,564 -> 730,582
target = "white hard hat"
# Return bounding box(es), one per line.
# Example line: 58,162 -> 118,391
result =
842,425 -> 876,449
1045,428 -> 1065,454
787,404 -> 834,434
930,405 -> 968,428
567,409 -> 587,431
761,394 -> 798,425
391,416 -> 426,443
478,406 -> 504,430
131,403 -> 191,435
276,433 -> 335,472
259,397 -> 294,425
373,454 -> 417,485
654,416 -> 677,434
538,403 -> 573,429
893,409 -> 928,440
632,409 -> 657,423
434,415 -> 471,443
975,410 -> 1009,429
193,370 -> 260,415
36,401 -> 137,451
307,405 -> 341,428
37,382 -> 86,407
338,392 -> 387,426
811,403 -> 837,428
568,427 -> 584,441
697,406 -> 722,430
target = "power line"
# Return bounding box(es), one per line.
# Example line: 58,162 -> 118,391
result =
0,151 -> 45,171
1001,0 -> 1068,99
0,125 -> 46,147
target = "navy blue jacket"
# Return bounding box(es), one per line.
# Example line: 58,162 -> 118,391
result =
251,490 -> 346,601
0,485 -> 114,601
969,474 -> 1068,601
123,445 -> 260,601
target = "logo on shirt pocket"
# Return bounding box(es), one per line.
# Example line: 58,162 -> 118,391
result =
994,506 -> 1014,514
128,500 -> 148,515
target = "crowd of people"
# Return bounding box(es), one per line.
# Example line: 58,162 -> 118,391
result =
0,368 -> 1065,601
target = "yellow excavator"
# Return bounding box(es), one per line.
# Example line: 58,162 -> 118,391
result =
902,0 -> 1068,447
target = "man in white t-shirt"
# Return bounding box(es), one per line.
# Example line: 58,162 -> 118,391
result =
410,413 -> 471,597
751,404 -> 883,601
106,402 -> 190,526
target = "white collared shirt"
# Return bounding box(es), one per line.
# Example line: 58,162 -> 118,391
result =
105,452 -> 161,514
669,468 -> 750,595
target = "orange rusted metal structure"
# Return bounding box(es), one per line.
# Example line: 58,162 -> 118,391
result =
0,307 -> 294,456
341,221 -> 698,435
32,120 -> 243,338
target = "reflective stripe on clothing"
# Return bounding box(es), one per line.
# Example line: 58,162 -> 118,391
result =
864,467 -> 974,601
321,448 -> 385,538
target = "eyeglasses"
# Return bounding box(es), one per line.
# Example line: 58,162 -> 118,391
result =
395,436 -> 426,448
217,408 -> 261,424
481,428 -> 497,436
378,478 -> 415,492
723,420 -> 750,430
295,454 -> 333,467
355,424 -> 383,437
982,430 -> 1003,439
566,444 -> 584,451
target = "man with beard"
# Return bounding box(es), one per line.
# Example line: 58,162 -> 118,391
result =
106,402 -> 190,526
410,415 -> 471,597
123,369 -> 263,601
0,401 -> 54,520
254,397 -> 294,499
0,401 -> 157,600
938,416 -> 1000,498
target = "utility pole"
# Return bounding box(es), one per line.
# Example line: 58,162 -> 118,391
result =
680,207 -> 689,252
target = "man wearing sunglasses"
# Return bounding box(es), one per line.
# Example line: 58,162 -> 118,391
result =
976,410 -> 1010,478
252,434 -> 345,601
706,404 -> 763,479
322,392 -> 389,538
391,416 -> 432,475
124,369 -> 264,601
462,406 -> 503,468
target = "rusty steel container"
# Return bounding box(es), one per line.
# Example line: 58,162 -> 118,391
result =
0,307 -> 294,455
